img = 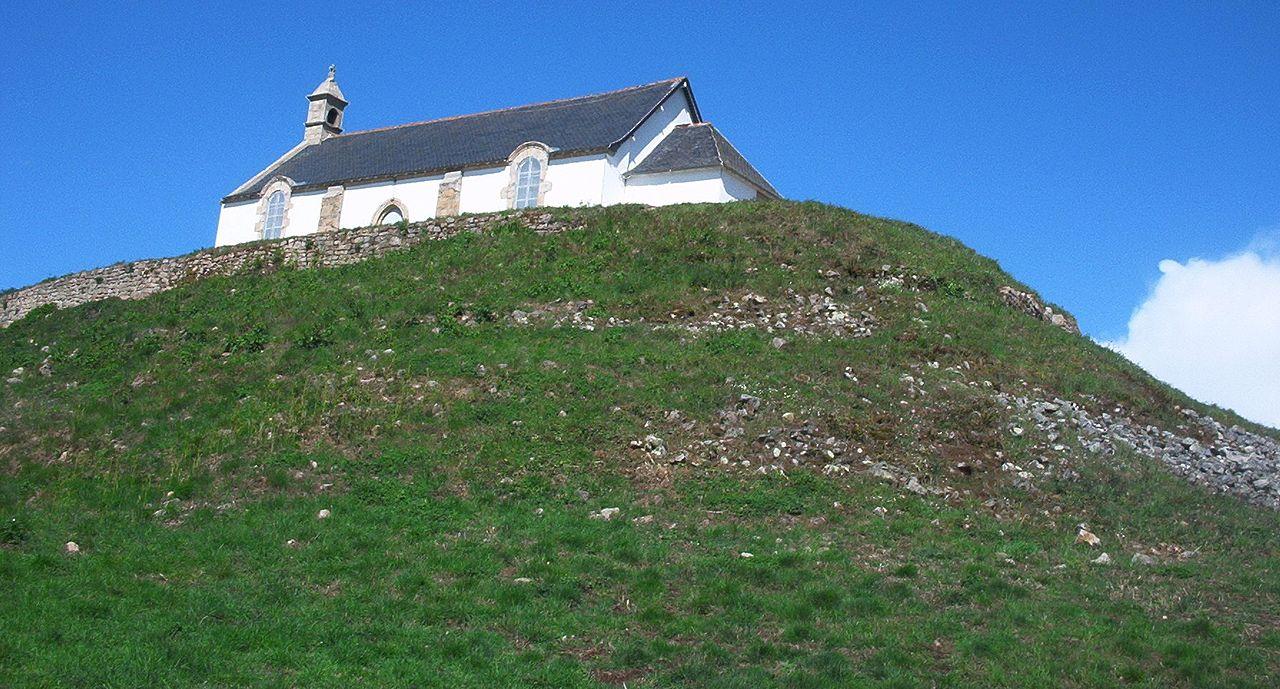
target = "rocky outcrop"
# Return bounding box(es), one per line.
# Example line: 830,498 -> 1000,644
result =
998,286 -> 1080,335
0,212 -> 576,328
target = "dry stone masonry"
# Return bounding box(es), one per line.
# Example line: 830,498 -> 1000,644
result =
0,212 -> 576,328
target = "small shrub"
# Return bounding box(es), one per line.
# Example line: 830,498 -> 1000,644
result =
293,323 -> 335,350
0,515 -> 28,548
224,326 -> 268,354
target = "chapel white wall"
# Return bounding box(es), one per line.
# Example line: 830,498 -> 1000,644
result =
622,168 -> 731,206
284,191 -> 324,239
340,175 -> 443,227
719,170 -> 760,201
215,201 -> 260,247
603,90 -> 694,205
217,154 -> 619,246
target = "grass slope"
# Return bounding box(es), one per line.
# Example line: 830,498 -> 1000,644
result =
1,202 -> 1277,688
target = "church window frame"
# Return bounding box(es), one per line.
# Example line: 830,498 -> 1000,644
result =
372,199 -> 409,226
254,177 -> 294,240
501,142 -> 552,210
514,158 -> 542,209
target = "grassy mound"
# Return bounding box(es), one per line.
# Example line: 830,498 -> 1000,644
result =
2,202 -> 1277,687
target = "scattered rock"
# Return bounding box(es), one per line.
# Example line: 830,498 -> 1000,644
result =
63,541 -> 80,555
317,509 -> 331,520
998,285 -> 1080,334
1131,553 -> 1156,566
771,337 -> 787,349
739,552 -> 754,558
1092,552 -> 1112,565
1076,528 -> 1101,547
590,507 -> 621,521
505,290 -> 876,341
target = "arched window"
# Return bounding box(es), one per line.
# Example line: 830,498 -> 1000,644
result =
263,190 -> 287,239
377,204 -> 404,225
514,157 -> 542,209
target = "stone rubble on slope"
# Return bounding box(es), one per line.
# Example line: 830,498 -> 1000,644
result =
998,393 -> 1280,509
506,289 -> 876,339
626,394 -> 945,498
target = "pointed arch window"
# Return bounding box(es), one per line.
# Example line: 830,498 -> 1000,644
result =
372,199 -> 408,226
263,191 -> 287,239
514,157 -> 542,209
377,204 -> 404,225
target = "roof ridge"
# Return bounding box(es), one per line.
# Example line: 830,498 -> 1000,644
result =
336,77 -> 685,139
705,123 -> 726,164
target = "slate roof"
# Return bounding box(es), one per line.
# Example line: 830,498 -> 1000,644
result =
627,123 -> 779,198
225,78 -> 697,202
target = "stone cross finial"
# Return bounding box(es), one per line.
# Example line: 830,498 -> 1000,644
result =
328,64 -> 336,80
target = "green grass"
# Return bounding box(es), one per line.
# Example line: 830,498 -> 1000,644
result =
1,201 -> 1277,687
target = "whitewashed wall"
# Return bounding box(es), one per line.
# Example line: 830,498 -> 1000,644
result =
719,170 -> 760,202
284,191 -> 324,239
543,155 -> 608,207
603,90 -> 694,204
622,168 -> 756,206
340,175 -> 443,227
214,200 -> 260,246
456,166 -> 507,215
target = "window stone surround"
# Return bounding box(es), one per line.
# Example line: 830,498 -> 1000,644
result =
254,177 -> 295,239
372,198 -> 409,225
500,143 -> 552,209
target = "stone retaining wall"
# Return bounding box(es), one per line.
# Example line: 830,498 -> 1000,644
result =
1,211 -> 576,328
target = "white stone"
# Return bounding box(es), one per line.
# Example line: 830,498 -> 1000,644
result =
591,507 -> 621,521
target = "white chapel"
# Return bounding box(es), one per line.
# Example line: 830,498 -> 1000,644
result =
215,70 -> 779,247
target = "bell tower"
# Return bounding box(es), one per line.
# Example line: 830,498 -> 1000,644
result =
304,65 -> 347,144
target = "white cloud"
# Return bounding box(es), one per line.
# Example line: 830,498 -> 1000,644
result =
1108,247 -> 1280,429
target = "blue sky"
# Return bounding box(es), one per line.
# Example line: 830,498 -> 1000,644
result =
1,2 -> 1277,344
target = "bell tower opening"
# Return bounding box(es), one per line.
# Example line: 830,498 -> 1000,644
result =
304,65 -> 347,144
